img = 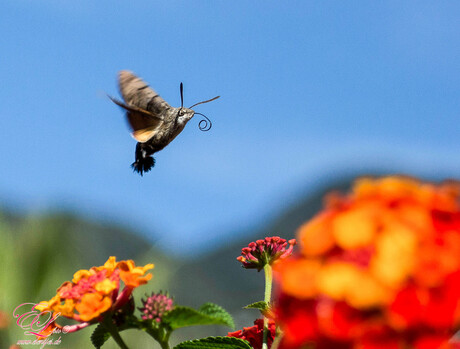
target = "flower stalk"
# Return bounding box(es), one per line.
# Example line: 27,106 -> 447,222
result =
101,314 -> 129,349
233,236 -> 295,349
145,327 -> 171,349
262,263 -> 273,349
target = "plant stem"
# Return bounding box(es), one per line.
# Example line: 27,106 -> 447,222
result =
102,316 -> 129,349
262,264 -> 273,349
157,330 -> 171,349
145,326 -> 171,349
270,331 -> 283,349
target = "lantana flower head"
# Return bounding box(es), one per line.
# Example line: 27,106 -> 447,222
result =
237,236 -> 296,271
274,176 -> 460,348
36,256 -> 153,335
139,292 -> 174,323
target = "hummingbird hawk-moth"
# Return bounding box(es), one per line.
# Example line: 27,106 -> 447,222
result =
110,70 -> 219,175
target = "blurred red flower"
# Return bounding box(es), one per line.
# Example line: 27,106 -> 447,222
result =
274,177 -> 460,349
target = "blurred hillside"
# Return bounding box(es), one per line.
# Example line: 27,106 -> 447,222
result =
0,172 -> 448,347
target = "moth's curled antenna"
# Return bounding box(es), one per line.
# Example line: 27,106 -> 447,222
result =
195,112 -> 212,131
180,82 -> 184,108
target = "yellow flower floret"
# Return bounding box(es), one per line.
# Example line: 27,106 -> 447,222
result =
317,262 -> 389,308
95,279 -> 118,295
370,222 -> 416,287
332,205 -> 376,249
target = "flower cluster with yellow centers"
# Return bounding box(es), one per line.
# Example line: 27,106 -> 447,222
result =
36,257 -> 153,328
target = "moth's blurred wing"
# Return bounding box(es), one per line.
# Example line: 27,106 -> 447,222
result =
118,70 -> 171,115
110,96 -> 163,143
131,127 -> 159,143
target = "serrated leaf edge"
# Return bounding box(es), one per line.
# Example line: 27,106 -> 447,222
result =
173,336 -> 252,349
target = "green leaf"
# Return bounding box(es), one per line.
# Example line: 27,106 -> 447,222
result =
164,303 -> 234,330
198,303 -> 235,329
90,324 -> 110,349
243,301 -> 268,311
174,336 -> 252,349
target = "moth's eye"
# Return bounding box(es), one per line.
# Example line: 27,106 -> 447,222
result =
179,109 -> 184,116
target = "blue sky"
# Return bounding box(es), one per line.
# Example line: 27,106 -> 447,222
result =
1,1 -> 459,254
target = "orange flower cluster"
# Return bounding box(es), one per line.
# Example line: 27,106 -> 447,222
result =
274,177 -> 460,349
36,257 -> 153,335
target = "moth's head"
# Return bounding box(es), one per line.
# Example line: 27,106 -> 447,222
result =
177,107 -> 195,123
178,82 -> 219,131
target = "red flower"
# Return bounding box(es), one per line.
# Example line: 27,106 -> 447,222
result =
228,318 -> 276,349
237,236 -> 296,271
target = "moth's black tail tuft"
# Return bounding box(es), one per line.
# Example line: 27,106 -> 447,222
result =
131,157 -> 155,176
132,143 -> 155,176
